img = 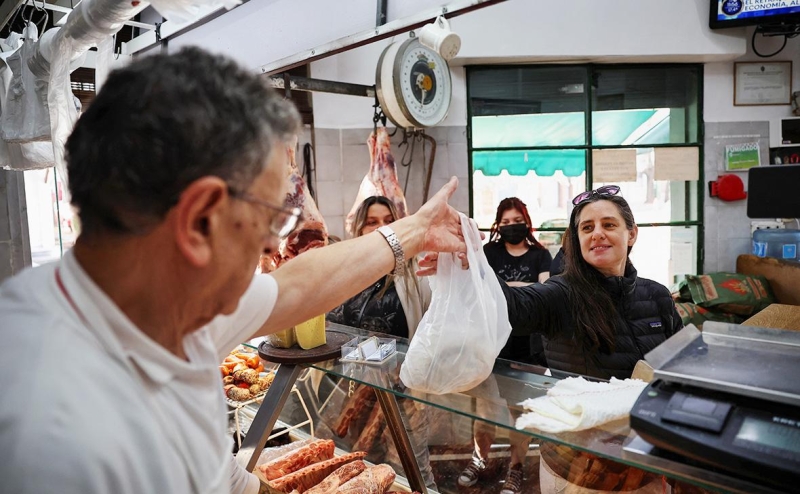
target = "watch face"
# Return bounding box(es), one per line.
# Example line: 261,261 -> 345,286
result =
377,39 -> 452,128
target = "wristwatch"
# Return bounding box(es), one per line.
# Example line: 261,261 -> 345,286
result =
377,225 -> 405,275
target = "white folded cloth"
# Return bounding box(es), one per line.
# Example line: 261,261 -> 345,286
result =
516,376 -> 647,433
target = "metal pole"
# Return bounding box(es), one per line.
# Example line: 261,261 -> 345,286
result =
268,74 -> 375,99
374,388 -> 427,493
376,0 -> 388,27
236,364 -> 304,472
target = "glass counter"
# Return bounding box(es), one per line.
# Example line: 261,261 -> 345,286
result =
241,324 -> 779,494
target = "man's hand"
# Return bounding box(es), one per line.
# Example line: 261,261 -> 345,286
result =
410,176 -> 466,255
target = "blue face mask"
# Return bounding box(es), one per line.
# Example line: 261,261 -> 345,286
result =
498,223 -> 528,245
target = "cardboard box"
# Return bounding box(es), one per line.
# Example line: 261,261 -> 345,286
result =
742,304 -> 800,332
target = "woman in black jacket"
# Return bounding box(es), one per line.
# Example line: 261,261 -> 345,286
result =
501,185 -> 683,380
453,185 -> 682,493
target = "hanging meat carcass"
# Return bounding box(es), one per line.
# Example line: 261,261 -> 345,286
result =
345,127 -> 408,233
261,137 -> 328,273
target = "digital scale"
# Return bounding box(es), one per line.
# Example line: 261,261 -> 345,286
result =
628,322 -> 800,492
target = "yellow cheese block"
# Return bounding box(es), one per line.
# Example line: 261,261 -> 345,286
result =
295,314 -> 326,350
266,327 -> 296,349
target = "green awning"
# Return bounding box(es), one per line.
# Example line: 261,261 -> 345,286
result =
471,109 -> 664,176
473,149 -> 586,177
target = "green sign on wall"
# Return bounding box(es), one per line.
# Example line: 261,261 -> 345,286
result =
725,142 -> 761,171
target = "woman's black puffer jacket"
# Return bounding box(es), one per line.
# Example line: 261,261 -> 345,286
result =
500,265 -> 683,380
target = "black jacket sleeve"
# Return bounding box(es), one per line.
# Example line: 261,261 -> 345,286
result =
668,303 -> 683,337
499,275 -> 570,338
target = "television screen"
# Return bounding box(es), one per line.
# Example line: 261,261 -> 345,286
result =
710,0 -> 800,29
747,164 -> 800,218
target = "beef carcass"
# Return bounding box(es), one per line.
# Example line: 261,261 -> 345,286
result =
263,137 -> 329,272
351,403 -> 385,454
336,464 -> 396,494
345,127 -> 408,233
333,384 -> 377,438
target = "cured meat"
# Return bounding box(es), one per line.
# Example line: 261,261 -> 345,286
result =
301,458 -> 368,494
267,453 -> 367,493
258,439 -> 335,480
352,403 -> 385,453
336,464 -> 396,494
345,127 -> 408,233
333,385 -> 377,438
264,137 -> 329,272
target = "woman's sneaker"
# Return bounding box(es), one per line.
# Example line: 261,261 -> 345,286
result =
457,454 -> 487,487
499,463 -> 524,494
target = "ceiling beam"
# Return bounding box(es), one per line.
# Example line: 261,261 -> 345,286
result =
0,0 -> 27,37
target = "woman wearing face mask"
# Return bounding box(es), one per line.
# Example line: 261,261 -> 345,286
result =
457,198 -> 551,494
483,197 -> 552,365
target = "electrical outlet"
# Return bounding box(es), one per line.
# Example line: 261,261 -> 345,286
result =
751,220 -> 786,235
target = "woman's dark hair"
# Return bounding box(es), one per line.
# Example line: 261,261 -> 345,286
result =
562,194 -> 636,352
488,197 -> 546,249
66,47 -> 300,236
349,196 -> 399,238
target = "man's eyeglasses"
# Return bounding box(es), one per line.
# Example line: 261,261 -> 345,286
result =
572,185 -> 621,206
227,187 -> 302,239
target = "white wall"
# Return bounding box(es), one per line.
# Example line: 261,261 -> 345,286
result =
166,0 -> 795,274
311,0 -> 748,128
308,0 -> 767,274
705,30 -> 800,123
450,0 -> 745,65
703,29 -> 800,272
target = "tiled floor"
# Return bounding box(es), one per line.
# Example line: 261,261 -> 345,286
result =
429,445 -> 541,494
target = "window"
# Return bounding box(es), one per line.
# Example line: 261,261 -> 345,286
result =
24,167 -> 75,266
468,64 -> 703,287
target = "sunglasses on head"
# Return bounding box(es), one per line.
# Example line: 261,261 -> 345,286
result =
572,185 -> 621,206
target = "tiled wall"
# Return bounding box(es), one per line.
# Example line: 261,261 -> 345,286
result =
308,126 -> 470,240
703,121 -> 770,273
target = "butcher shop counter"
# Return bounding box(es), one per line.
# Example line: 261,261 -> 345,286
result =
235,324 -> 774,494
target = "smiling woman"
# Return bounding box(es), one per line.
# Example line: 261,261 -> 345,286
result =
498,186 -> 682,381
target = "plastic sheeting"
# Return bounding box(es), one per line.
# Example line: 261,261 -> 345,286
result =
1,33 -> 52,143
0,26 -> 55,171
150,0 -> 241,23
0,0 -> 243,175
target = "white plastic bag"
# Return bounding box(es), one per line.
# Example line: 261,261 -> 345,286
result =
400,212 -> 512,394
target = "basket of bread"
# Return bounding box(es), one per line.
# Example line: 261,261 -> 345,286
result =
253,439 -> 417,494
221,348 -> 275,404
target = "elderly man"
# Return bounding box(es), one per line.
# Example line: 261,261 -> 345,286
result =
0,47 -> 464,494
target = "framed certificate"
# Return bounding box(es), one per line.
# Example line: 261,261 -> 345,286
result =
734,61 -> 792,106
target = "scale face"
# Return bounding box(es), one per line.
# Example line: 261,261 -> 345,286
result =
376,38 -> 452,129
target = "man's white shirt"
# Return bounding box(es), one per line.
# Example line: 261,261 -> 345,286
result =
0,251 -> 277,494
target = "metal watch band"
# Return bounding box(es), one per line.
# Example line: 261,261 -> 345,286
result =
377,225 -> 405,275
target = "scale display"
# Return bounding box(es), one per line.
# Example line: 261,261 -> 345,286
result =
733,416 -> 800,457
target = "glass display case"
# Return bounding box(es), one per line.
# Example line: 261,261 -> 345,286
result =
236,324 -> 779,494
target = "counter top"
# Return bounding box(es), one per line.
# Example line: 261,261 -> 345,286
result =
290,324 -> 780,493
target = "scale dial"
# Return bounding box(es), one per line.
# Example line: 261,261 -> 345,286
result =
376,38 -> 452,129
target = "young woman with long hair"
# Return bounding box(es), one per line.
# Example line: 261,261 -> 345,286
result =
327,196 -> 430,339
458,186 -> 682,493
